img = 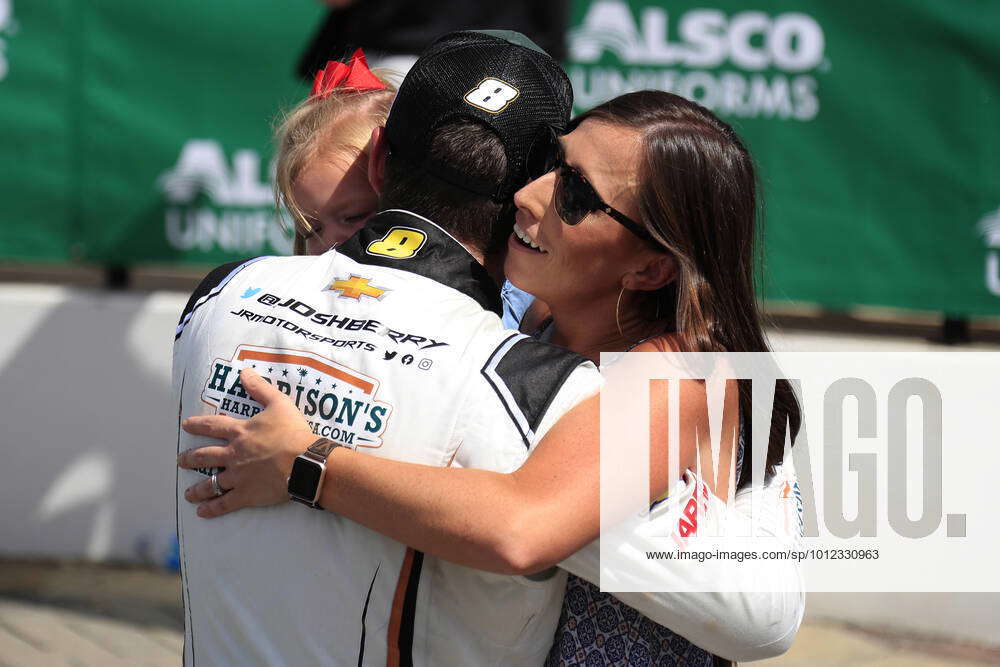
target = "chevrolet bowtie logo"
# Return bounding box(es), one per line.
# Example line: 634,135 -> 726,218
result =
327,275 -> 388,300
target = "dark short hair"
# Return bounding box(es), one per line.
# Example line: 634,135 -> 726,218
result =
380,119 -> 511,254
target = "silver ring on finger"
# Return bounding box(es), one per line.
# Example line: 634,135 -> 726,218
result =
210,472 -> 226,497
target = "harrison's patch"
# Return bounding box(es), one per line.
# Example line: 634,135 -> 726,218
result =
201,344 -> 393,448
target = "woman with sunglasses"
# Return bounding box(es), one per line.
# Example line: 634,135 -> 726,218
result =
505,91 -> 804,666
180,90 -> 803,664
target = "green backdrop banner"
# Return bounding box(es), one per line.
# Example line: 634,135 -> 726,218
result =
565,0 -> 1000,316
0,0 -> 318,266
1,1 -> 999,315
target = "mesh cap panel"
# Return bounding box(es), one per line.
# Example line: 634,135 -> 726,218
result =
385,30 -> 573,201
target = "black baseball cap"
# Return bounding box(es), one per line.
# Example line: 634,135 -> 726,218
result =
385,30 -> 573,202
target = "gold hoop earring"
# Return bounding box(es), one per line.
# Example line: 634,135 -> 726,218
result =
616,286 -> 626,340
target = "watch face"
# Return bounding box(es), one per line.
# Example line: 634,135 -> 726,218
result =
288,457 -> 324,500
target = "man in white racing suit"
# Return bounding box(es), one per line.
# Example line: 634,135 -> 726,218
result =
175,30 -> 607,666
175,213 -> 604,664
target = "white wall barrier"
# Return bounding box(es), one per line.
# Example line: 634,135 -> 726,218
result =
0,284 -> 996,647
0,285 -> 186,565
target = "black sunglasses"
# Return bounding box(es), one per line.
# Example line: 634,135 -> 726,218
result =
526,127 -> 655,244
554,161 -> 655,244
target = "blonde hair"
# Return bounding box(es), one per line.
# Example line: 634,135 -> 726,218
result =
273,74 -> 395,254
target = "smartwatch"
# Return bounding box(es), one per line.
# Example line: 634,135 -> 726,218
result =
287,438 -> 341,509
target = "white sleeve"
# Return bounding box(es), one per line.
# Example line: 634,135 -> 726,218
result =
558,459 -> 805,661
457,331 -> 804,659
454,335 -> 602,472
530,363 -> 603,445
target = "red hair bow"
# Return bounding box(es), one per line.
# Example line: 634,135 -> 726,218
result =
310,48 -> 386,99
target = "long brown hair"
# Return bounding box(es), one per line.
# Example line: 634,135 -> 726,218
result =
577,90 -> 799,488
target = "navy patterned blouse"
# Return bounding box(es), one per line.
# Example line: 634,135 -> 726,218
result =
544,574 -> 714,666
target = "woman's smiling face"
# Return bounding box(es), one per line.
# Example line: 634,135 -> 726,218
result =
291,152 -> 378,255
504,119 -> 652,307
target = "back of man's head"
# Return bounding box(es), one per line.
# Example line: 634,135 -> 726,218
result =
381,30 -> 573,254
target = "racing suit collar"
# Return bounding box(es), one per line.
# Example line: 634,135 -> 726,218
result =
337,209 -> 505,316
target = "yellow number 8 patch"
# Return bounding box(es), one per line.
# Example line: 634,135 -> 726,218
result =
366,227 -> 427,259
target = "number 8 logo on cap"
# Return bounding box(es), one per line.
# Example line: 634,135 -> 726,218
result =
464,78 -> 520,114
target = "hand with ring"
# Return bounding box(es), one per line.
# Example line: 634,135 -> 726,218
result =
210,472 -> 227,497
177,368 -> 316,518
